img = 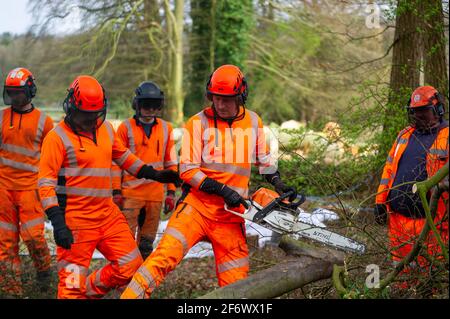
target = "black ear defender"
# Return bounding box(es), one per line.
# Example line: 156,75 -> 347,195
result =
433,92 -> 445,117
63,88 -> 75,114
26,76 -> 37,98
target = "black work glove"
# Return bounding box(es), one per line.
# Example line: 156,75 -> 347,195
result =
137,165 -> 182,187
46,206 -> 74,249
266,173 -> 297,202
199,178 -> 249,209
374,204 -> 388,225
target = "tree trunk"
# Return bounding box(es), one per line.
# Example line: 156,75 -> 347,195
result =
388,0 -> 422,106
198,236 -> 344,299
164,0 -> 185,125
421,0 -> 448,106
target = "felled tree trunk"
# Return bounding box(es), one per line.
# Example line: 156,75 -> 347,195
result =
198,236 -> 344,299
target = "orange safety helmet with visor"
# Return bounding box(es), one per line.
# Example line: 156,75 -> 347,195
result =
63,75 -> 107,133
406,86 -> 446,127
2,67 -> 37,107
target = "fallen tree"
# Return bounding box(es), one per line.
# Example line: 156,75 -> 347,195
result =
198,236 -> 344,299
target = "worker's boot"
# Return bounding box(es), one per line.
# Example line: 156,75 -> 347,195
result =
36,269 -> 52,293
138,236 -> 154,260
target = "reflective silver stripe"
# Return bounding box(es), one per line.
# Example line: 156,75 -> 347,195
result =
161,120 -> 168,158
137,267 -> 157,290
59,167 -> 111,177
118,247 -> 140,267
164,160 -> 178,167
21,217 -> 44,231
111,169 -> 122,177
56,186 -> 112,197
127,279 -> 146,298
249,110 -> 259,163
1,143 -> 40,158
217,256 -> 249,274
397,138 -> 408,145
0,109 -> 4,145
198,111 -> 209,134
380,178 -> 389,185
122,178 -> 154,188
115,149 -> 132,166
0,157 -> 38,172
0,221 -> 18,232
429,148 -> 448,157
85,268 -> 108,297
386,155 -> 393,164
124,119 -> 136,154
38,178 -> 58,187
54,125 -> 78,167
127,158 -> 144,175
229,185 -> 249,198
165,227 -> 188,253
179,163 -> 200,173
104,121 -> 114,145
190,170 -> 207,187
200,162 -> 250,177
41,196 -> 58,208
34,111 -> 47,148
57,260 -> 89,276
259,165 -> 276,175
146,161 -> 164,169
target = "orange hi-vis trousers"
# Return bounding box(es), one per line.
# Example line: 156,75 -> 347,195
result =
121,202 -> 249,299
56,212 -> 143,299
122,198 -> 162,242
0,189 -> 51,296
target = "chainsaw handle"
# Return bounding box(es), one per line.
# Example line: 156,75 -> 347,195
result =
286,193 -> 306,209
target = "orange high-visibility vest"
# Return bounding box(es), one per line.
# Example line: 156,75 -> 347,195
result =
0,107 -> 53,190
116,118 -> 178,201
376,123 -> 449,219
38,120 -> 145,230
179,106 -> 276,223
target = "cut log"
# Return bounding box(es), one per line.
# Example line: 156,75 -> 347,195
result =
199,236 -> 344,299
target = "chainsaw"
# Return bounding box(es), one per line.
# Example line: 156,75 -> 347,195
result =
225,188 -> 365,254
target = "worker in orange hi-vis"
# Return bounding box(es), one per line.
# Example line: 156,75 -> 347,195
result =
121,64 -> 297,299
38,75 -> 181,299
114,81 -> 178,260
0,67 -> 53,297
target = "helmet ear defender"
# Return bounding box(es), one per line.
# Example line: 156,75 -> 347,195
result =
27,76 -> 37,98
63,88 -> 75,114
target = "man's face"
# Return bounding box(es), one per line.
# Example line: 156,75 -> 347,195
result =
72,110 -> 104,132
137,99 -> 161,120
212,95 -> 239,118
409,106 -> 440,130
5,88 -> 29,107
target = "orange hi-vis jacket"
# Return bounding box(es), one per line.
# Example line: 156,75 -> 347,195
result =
376,123 -> 449,218
115,117 -> 178,201
0,106 -> 53,190
179,106 -> 276,223
38,120 -> 146,230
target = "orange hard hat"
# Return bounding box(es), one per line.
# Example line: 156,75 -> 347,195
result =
206,64 -> 248,103
64,75 -> 107,113
2,67 -> 37,105
409,86 -> 441,108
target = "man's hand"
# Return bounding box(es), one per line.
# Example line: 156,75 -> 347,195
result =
273,179 -> 297,202
374,204 -> 388,225
199,178 -> 249,209
137,165 -> 182,186
218,185 -> 249,209
46,206 -> 74,249
113,189 -> 124,210
164,191 -> 176,214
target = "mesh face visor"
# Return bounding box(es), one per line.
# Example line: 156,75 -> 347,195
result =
2,86 -> 32,106
406,104 -> 438,127
69,108 -> 106,132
